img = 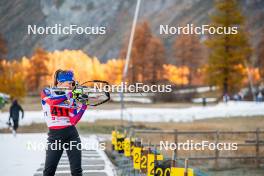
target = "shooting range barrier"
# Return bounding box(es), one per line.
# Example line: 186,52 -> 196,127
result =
111,130 -> 206,176
111,128 -> 264,175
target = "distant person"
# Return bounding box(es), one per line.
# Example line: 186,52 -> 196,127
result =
257,92 -> 263,102
223,93 -> 230,103
202,97 -> 207,107
238,92 -> 243,101
233,94 -> 240,101
8,99 -> 24,136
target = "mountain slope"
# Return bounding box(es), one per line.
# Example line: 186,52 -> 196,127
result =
0,0 -> 263,62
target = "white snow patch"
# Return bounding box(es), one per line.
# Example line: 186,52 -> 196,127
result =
0,101 -> 264,128
111,96 -> 152,103
192,97 -> 217,103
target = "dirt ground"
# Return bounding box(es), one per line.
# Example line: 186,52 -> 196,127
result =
206,168 -> 264,176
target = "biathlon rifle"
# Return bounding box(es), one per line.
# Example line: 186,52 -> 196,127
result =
73,80 -> 110,106
52,80 -> 110,106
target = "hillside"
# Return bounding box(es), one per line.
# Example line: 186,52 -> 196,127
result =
0,0 -> 263,62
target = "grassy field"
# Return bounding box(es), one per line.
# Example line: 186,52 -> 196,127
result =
80,115 -> 264,132
1,115 -> 263,133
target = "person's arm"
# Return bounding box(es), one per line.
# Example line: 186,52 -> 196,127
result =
69,104 -> 87,125
18,104 -> 24,119
9,106 -> 12,121
41,88 -> 71,106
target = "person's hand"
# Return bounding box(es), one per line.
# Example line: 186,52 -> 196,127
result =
66,91 -> 73,99
72,89 -> 82,100
79,94 -> 89,105
73,89 -> 89,105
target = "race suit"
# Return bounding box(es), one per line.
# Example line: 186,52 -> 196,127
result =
41,87 -> 87,129
41,87 -> 87,176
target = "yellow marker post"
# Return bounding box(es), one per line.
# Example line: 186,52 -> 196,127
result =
116,134 -> 125,153
147,154 -> 155,176
130,138 -> 135,157
124,138 -> 131,157
156,154 -> 163,161
140,149 -> 148,173
115,133 -> 120,151
133,147 -> 142,170
171,167 -> 194,176
111,131 -> 117,151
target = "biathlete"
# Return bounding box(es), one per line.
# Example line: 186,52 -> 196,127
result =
41,69 -> 87,176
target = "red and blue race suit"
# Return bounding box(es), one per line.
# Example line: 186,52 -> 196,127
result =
41,87 -> 87,130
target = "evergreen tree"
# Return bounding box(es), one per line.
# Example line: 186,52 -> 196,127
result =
205,0 -> 251,95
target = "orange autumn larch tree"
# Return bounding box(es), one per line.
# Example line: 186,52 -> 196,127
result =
120,21 -> 152,83
0,34 -> 8,73
257,28 -> 264,80
163,64 -> 189,86
0,60 -> 26,99
104,59 -> 124,85
173,33 -> 204,85
144,36 -> 165,84
27,47 -> 49,92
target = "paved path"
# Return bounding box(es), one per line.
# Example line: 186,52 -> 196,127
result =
33,136 -> 115,176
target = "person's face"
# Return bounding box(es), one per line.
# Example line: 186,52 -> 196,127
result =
57,81 -> 74,89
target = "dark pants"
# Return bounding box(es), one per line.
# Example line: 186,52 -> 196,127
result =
12,119 -> 19,131
43,126 -> 82,176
